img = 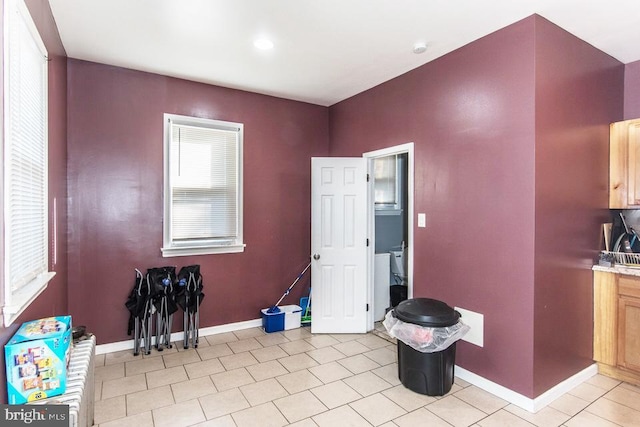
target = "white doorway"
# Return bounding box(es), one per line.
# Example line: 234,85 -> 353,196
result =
364,143 -> 414,331
310,143 -> 414,333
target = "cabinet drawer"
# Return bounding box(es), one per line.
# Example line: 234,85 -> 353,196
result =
619,275 -> 640,298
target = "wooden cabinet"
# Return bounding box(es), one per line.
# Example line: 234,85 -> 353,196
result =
610,118 -> 640,208
617,276 -> 640,372
593,270 -> 617,365
593,271 -> 640,385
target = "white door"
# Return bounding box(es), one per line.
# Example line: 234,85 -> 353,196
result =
311,157 -> 369,334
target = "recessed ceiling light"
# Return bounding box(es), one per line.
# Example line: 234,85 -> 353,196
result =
254,38 -> 274,50
413,42 -> 427,54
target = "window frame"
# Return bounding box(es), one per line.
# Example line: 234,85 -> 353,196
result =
161,113 -> 245,257
2,0 -> 55,326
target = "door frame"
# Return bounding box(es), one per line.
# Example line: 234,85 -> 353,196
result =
363,142 -> 415,331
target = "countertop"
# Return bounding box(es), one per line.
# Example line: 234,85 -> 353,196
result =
593,264 -> 640,277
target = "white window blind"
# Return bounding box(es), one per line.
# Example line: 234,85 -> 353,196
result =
374,155 -> 398,206
162,114 -> 244,256
2,0 -> 54,326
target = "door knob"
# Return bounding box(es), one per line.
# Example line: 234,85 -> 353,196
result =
313,254 -> 320,260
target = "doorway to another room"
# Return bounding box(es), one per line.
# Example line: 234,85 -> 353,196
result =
309,144 -> 414,334
365,143 -> 414,330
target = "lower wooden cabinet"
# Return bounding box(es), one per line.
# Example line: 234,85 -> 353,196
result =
618,287 -> 640,372
594,271 -> 617,365
593,270 -> 640,385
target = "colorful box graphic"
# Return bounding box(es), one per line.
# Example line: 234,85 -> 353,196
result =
4,316 -> 72,404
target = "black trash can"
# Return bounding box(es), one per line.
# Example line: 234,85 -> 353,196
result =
394,298 -> 460,396
390,285 -> 408,307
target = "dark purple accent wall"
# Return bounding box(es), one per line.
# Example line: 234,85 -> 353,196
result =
532,17 -> 622,396
66,61 -> 329,344
329,15 -> 623,398
0,1 -> 68,403
330,15 -> 538,397
624,60 -> 640,120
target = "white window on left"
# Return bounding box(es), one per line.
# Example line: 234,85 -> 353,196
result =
2,0 -> 55,326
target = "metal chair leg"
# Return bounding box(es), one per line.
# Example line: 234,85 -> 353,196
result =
133,317 -> 140,356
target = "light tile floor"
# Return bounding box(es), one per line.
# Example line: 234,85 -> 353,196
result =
92,325 -> 640,427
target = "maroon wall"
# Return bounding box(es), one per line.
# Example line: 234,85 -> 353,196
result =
329,15 -> 624,398
624,60 -> 640,120
0,1 -> 68,403
66,60 -> 329,344
532,17 -> 623,396
1,5 -> 630,403
330,17 -> 538,396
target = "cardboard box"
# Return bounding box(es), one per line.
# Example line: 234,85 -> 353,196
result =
261,305 -> 301,333
4,316 -> 72,404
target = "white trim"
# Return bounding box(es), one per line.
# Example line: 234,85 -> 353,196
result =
161,244 -> 246,257
162,113 -> 244,257
2,272 -> 55,326
529,364 -> 598,412
2,0 -> 51,327
96,318 -> 262,355
455,363 -> 598,413
14,0 -> 47,56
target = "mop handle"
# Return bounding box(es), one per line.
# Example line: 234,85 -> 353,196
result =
273,262 -> 312,308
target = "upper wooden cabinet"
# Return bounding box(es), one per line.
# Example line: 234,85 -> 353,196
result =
610,118 -> 640,208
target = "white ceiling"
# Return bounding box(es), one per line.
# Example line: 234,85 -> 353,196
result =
48,0 -> 640,107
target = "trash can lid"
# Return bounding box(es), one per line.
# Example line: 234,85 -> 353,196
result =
394,298 -> 460,327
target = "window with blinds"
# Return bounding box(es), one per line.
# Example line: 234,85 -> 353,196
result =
2,0 -> 55,326
373,154 -> 399,209
162,114 -> 244,256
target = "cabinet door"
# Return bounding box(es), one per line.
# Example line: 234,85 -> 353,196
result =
617,295 -> 640,372
627,122 -> 640,206
594,271 -> 618,364
610,119 -> 640,208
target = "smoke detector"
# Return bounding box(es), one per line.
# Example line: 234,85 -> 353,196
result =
413,42 -> 427,54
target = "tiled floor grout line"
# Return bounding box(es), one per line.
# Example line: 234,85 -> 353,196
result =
94,328 -> 640,427
560,384 -> 623,427
562,399 -> 621,427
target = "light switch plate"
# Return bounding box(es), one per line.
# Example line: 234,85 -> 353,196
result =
418,213 -> 426,227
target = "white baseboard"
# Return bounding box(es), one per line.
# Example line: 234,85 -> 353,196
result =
455,363 -> 598,413
529,364 -> 598,412
96,318 -> 263,355
97,318 -> 596,414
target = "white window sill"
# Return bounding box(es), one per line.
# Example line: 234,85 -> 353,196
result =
161,244 -> 246,257
3,271 -> 56,327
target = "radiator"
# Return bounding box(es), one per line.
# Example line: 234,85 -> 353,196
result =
31,335 -> 96,427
